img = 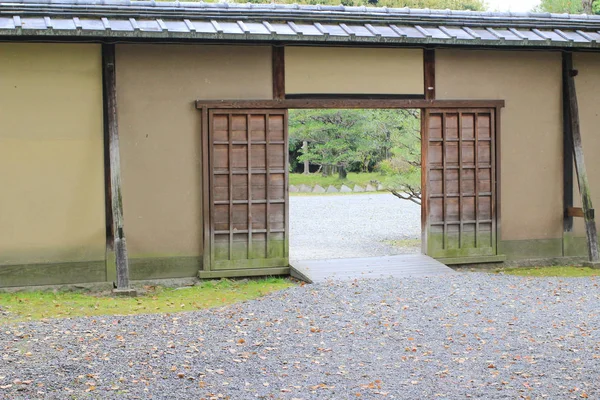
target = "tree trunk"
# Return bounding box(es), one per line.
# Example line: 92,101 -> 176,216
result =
338,165 -> 347,180
583,0 -> 593,13
302,141 -> 309,174
322,164 -> 333,177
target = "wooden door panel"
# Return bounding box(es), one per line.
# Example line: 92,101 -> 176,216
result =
209,110 -> 289,271
424,109 -> 497,259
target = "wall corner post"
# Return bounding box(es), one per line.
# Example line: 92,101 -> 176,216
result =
102,43 -> 136,295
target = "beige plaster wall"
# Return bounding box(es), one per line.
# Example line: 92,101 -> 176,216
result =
0,43 -> 105,265
572,52 -> 600,237
116,44 -> 272,257
285,47 -> 424,94
437,50 -> 563,241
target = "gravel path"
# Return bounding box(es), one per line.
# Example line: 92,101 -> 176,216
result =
290,193 -> 421,260
2,273 -> 600,399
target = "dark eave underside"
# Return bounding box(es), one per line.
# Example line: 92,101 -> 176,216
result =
2,0 -> 600,48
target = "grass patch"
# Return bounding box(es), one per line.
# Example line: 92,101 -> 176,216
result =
383,239 -> 421,248
497,266 -> 600,277
290,172 -> 384,189
0,277 -> 294,325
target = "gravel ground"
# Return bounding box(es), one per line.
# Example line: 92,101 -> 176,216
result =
290,193 -> 421,260
2,273 -> 600,399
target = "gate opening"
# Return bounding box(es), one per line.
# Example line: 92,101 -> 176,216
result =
288,109 -> 423,264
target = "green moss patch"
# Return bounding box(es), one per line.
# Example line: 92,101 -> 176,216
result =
497,266 -> 600,277
0,278 -> 294,325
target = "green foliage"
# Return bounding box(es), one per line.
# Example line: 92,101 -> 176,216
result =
289,109 -> 390,175
246,0 -> 485,10
536,0 -> 598,14
289,109 -> 422,202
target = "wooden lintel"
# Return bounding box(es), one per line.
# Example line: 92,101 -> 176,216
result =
565,55 -> 600,262
272,46 -> 285,100
424,49 -> 436,100
102,43 -> 133,291
195,99 -> 505,110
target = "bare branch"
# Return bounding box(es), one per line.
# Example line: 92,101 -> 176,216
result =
389,189 -> 421,205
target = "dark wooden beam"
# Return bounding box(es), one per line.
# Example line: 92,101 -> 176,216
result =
563,52 -> 574,233
196,99 -> 505,110
272,46 -> 285,100
285,93 -> 425,100
424,49 -> 436,100
566,59 -> 600,263
102,44 -> 136,295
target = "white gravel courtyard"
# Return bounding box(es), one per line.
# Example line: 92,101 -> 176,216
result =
290,193 -> 421,261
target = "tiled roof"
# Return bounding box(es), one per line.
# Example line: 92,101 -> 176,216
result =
2,0 -> 600,48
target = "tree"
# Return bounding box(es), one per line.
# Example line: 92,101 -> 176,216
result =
246,0 -> 485,9
289,109 -> 389,179
289,109 -> 423,203
375,110 -> 423,204
536,0 -> 598,14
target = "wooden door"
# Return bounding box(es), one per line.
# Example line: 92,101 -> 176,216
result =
208,110 -> 288,270
423,109 -> 497,259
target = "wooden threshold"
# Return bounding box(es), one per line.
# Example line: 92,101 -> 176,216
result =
196,99 -> 505,110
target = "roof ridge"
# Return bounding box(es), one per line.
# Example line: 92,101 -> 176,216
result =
2,0 -> 600,28
1,0 -> 599,22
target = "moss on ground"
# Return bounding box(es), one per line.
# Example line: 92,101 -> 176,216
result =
289,172 -> 383,189
0,278 -> 294,325
497,266 -> 600,277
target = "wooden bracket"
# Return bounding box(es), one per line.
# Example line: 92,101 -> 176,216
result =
565,207 -> 594,219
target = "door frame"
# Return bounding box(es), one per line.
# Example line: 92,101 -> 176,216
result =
198,99 -> 504,273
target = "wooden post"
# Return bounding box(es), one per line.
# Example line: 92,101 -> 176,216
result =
103,44 -> 136,295
424,49 -> 435,100
272,46 -> 285,101
563,53 -> 574,234
565,54 -> 600,265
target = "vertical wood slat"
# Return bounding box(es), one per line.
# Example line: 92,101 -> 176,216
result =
209,112 -> 216,266
228,113 -> 233,260
102,43 -> 131,291
566,64 -> 600,262
441,112 -> 446,250
272,46 -> 285,100
247,113 -> 252,258
421,110 -> 429,254
490,110 -> 497,253
202,107 -> 210,271
563,53 -> 574,233
424,49 -> 436,100
265,113 -> 271,256
283,110 -> 290,257
474,112 -> 479,247
458,112 -> 463,248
